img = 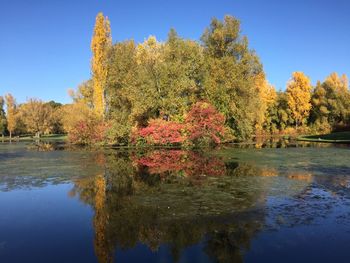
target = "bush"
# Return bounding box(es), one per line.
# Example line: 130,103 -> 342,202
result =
185,101 -> 226,146
68,118 -> 109,145
131,119 -> 186,146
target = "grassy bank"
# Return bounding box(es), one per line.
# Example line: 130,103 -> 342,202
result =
1,134 -> 67,142
297,131 -> 350,143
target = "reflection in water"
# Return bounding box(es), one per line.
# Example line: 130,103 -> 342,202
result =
69,150 -> 319,263
1,143 -> 350,263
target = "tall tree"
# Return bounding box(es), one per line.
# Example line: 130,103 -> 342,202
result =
91,12 -> 112,118
254,73 -> 277,132
0,96 -> 7,139
201,15 -> 263,140
4,93 -> 17,139
286,72 -> 312,127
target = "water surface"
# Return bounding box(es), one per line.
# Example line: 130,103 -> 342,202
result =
0,142 -> 349,262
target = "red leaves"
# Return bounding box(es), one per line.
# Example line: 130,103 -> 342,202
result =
131,101 -> 226,146
132,119 -> 186,145
186,101 -> 225,145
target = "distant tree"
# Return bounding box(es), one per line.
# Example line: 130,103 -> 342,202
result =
19,98 -> 54,137
91,12 -> 112,118
4,93 -> 17,139
0,96 -> 7,138
286,72 -> 312,127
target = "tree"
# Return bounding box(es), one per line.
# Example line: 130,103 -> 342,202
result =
4,93 -> 17,139
91,12 -> 112,118
0,96 -> 7,139
201,15 -> 263,140
311,73 -> 350,129
254,73 -> 277,133
19,98 -> 54,137
105,40 -> 138,144
286,72 -> 312,127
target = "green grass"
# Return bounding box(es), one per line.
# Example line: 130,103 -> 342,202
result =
297,131 -> 350,143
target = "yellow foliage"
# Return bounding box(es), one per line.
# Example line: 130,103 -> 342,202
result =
91,13 -> 112,117
286,72 -> 312,126
255,73 -> 277,131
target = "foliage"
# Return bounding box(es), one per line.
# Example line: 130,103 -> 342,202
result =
131,119 -> 186,146
286,72 -> 312,127
18,98 -> 54,137
68,118 -> 109,145
201,16 -> 263,140
4,93 -> 17,138
0,96 -> 7,136
310,73 -> 350,130
91,12 -> 112,117
185,101 -> 226,145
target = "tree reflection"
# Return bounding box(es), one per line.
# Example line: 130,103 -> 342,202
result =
70,149 -> 315,263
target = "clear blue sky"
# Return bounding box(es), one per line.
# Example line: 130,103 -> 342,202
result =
0,0 -> 349,104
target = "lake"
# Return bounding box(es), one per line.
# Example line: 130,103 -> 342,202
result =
0,141 -> 350,263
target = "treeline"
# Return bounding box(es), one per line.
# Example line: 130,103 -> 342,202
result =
1,13 -> 350,145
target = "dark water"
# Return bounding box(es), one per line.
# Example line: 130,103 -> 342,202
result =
0,142 -> 350,263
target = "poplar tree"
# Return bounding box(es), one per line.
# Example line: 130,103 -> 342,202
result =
286,72 -> 312,127
0,96 -> 7,139
91,12 -> 112,118
4,93 -> 17,139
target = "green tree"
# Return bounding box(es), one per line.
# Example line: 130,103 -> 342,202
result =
4,93 -> 17,139
0,96 -> 7,139
311,73 -> 350,129
201,15 -> 263,140
105,40 -> 138,144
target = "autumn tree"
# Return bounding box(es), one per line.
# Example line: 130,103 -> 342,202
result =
286,72 -> 312,127
69,80 -> 94,108
19,98 -> 54,137
255,73 -> 277,133
91,12 -> 112,118
0,96 -> 7,138
201,15 -> 263,140
310,73 -> 350,130
4,93 -> 17,139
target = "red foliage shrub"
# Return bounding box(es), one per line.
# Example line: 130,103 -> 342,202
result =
185,101 -> 225,145
131,119 -> 186,145
131,102 -> 226,146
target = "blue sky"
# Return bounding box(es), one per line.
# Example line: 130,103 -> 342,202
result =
0,0 -> 349,104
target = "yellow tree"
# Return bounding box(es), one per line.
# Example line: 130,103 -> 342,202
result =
286,72 -> 312,127
255,73 -> 277,132
19,98 -> 54,137
91,12 -> 112,117
4,93 -> 17,139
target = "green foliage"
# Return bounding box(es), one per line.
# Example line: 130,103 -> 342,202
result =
310,73 -> 350,130
201,15 -> 263,140
0,96 -> 7,136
